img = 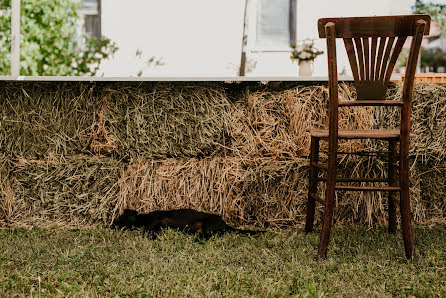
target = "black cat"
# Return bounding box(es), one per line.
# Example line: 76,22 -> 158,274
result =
112,209 -> 263,239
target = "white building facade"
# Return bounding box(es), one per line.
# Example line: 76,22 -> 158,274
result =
97,0 -> 413,77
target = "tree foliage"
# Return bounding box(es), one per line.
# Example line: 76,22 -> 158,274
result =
0,0 -> 117,76
420,48 -> 446,72
414,0 -> 446,36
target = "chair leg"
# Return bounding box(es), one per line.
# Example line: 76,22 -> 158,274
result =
388,140 -> 398,234
399,152 -> 416,260
305,137 -> 320,233
317,153 -> 337,260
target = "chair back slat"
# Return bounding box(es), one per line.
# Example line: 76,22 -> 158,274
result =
344,39 -> 360,82
384,36 -> 407,86
354,38 -> 365,80
374,37 -> 387,82
363,38 -> 370,81
378,37 -> 395,82
370,37 -> 378,80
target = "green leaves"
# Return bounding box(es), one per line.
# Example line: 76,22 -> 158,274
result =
0,0 -> 117,76
414,0 -> 446,36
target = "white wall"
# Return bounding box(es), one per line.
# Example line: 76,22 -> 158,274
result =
252,0 -> 413,76
99,0 -> 413,77
100,0 -> 245,76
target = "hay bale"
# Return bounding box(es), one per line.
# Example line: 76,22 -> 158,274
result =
90,84 -> 118,155
229,83 -> 372,159
9,155 -> 122,228
1,81 -> 445,228
417,161 -> 446,224
375,83 -> 446,162
117,155 -> 426,227
0,82 -> 100,159
233,157 -> 310,227
325,156 -> 423,225
0,154 -> 14,225
105,82 -> 233,158
117,156 -> 309,227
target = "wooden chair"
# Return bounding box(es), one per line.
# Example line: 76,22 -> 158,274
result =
304,15 -> 430,260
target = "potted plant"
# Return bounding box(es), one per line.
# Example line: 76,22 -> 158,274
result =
290,39 -> 324,76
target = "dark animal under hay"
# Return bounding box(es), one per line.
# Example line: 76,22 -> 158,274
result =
112,209 -> 264,239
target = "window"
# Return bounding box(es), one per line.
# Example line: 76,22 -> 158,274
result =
254,0 -> 296,51
80,0 -> 101,41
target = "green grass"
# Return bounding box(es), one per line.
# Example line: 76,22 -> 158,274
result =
0,226 -> 444,297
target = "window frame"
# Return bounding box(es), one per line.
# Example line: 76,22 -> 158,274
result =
79,0 -> 102,41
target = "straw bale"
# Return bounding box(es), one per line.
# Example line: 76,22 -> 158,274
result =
0,82 -> 99,159
9,155 -> 122,228
115,155 -> 437,227
417,161 -> 446,224
374,83 -> 446,162
106,82 -> 233,158
0,154 -> 14,225
326,155 -> 423,225
233,157 -> 310,227
1,81 -> 446,228
116,156 -> 309,227
229,83 -> 372,159
90,84 -> 118,155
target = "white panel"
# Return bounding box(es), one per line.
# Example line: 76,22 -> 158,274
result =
255,0 -> 290,48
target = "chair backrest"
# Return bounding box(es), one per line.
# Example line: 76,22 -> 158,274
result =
318,15 -> 430,100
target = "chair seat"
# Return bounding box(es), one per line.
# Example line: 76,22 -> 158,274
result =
310,129 -> 413,139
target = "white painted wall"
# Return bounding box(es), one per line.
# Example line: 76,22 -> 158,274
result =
99,0 -> 413,77
100,0 -> 245,76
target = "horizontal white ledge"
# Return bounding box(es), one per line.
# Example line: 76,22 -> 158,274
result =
0,75 -> 361,82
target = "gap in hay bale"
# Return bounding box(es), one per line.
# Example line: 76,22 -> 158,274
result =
90,83 -> 119,155
0,82 -> 101,159
117,156 -> 310,228
9,155 -> 123,228
105,82 -> 234,159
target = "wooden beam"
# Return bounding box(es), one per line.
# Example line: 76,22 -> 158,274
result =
309,193 -> 325,204
335,185 -> 400,191
239,0 -> 249,76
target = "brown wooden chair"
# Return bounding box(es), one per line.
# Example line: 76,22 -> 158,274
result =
304,15 -> 431,260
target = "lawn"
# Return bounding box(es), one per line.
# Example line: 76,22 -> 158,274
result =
0,225 -> 444,297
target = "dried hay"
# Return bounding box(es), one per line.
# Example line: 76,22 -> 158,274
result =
0,82 -> 99,159
0,154 -> 14,225
324,155 -> 424,225
9,155 -> 122,228
116,156 -> 309,228
2,153 -> 439,228
90,84 -> 118,155
105,82 -> 233,158
229,83 -> 372,159
417,161 -> 446,224
375,83 -> 446,163
115,155 -> 433,227
1,81 -> 446,228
